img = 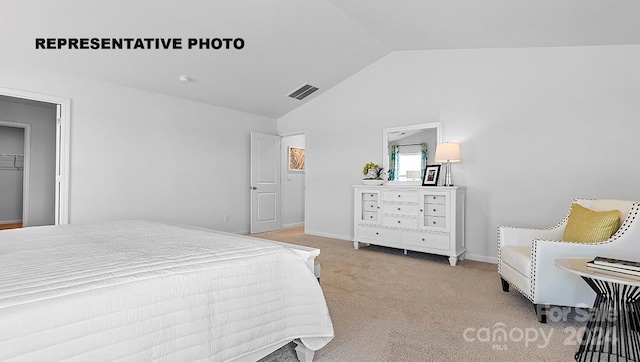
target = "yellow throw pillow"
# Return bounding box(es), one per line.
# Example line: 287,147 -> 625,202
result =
562,203 -> 621,243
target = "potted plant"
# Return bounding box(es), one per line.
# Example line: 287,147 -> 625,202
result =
362,162 -> 385,185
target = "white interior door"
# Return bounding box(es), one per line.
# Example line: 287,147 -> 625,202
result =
250,132 -> 281,234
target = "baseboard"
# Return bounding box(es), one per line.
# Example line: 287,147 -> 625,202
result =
282,222 -> 304,229
305,229 -> 350,241
0,219 -> 21,224
465,253 -> 498,264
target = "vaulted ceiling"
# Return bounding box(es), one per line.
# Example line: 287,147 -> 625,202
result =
2,0 -> 640,118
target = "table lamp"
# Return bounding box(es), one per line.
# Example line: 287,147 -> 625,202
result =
435,142 -> 461,186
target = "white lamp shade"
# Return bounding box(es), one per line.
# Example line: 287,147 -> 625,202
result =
435,142 -> 461,163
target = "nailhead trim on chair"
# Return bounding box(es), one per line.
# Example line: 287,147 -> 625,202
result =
497,226 -> 535,301
497,227 -> 502,275
528,201 -> 576,301
497,203 -> 571,301
530,241 -> 539,301
497,232 -> 537,302
603,202 -> 639,243
498,199 -> 640,303
529,200 -> 640,301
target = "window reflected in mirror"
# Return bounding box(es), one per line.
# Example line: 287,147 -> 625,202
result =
389,145 -> 425,181
387,127 -> 438,181
398,153 -> 422,181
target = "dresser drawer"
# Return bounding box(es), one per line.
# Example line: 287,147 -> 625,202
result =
425,216 -> 446,228
362,211 -> 379,222
363,200 -> 379,211
358,225 -> 398,242
424,195 -> 446,205
425,203 -> 445,217
383,216 -> 418,229
362,192 -> 378,201
383,190 -> 418,203
382,203 -> 418,216
401,230 -> 450,251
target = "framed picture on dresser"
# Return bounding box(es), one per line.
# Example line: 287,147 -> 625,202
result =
422,165 -> 441,186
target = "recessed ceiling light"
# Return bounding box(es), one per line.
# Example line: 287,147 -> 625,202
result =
178,75 -> 190,83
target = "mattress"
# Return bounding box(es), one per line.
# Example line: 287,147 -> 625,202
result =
0,220 -> 333,361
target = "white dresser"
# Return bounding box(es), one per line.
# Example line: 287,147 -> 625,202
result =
353,185 -> 466,266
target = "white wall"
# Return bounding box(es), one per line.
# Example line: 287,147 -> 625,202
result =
0,126 -> 25,223
0,62 -> 276,233
281,134 -> 305,228
278,45 -> 640,262
0,100 -> 56,226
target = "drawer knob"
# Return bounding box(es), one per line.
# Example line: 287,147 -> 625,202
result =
433,209 -> 436,212
397,220 -> 401,224
420,209 -> 423,212
375,232 -> 379,235
433,221 -> 436,225
422,238 -> 425,241
397,194 -> 401,198
370,216 -> 373,219
398,207 -> 401,211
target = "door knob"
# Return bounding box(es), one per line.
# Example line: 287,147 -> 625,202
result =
250,186 -> 257,190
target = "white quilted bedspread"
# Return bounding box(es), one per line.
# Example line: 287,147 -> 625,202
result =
0,220 -> 333,361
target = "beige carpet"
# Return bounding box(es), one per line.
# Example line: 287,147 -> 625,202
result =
255,227 -> 583,361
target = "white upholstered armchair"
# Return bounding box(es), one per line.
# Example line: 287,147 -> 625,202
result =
498,198 -> 640,323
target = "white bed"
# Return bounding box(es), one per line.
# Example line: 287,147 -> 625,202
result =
0,220 -> 333,361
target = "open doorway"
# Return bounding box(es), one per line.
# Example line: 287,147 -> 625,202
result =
280,133 -> 306,230
249,132 -> 306,235
0,88 -> 70,226
0,97 -> 56,227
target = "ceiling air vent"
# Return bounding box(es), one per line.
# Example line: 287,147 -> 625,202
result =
287,83 -> 319,100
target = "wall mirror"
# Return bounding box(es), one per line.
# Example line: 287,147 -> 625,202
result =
382,122 -> 441,184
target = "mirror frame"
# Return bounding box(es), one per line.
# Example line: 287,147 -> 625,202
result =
382,122 -> 442,185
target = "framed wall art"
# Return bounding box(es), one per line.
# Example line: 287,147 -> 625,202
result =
288,147 -> 305,171
422,164 -> 441,186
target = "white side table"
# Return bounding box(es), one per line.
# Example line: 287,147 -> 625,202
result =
555,257 -> 640,362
